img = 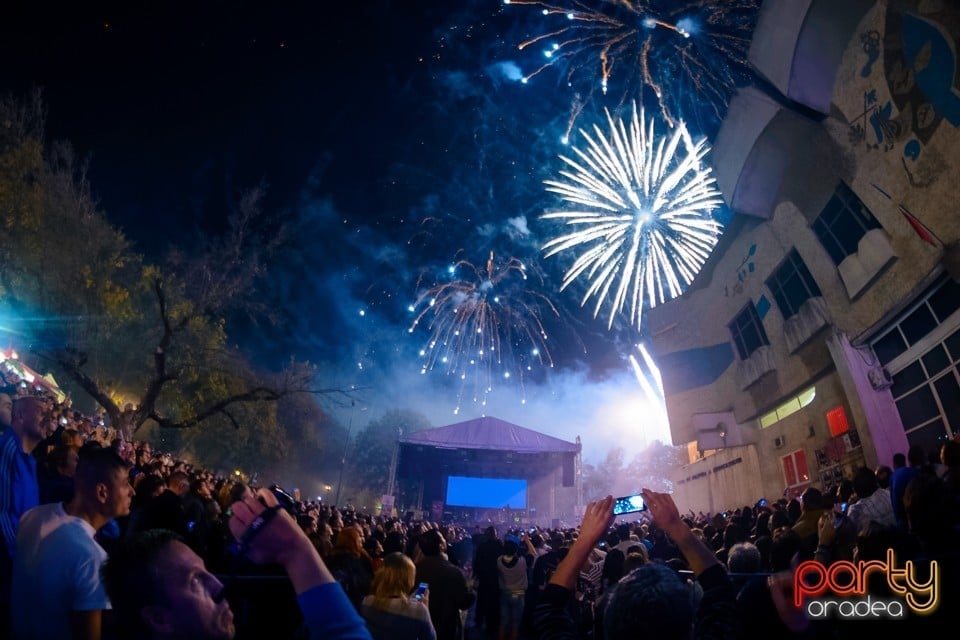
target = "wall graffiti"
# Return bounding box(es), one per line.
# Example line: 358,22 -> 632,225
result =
851,3 -> 959,187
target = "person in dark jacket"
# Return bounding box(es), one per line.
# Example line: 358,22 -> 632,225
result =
416,529 -> 475,640
472,526 -> 502,633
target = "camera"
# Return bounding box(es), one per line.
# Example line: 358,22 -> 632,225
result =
270,484 -> 297,513
612,493 -> 648,515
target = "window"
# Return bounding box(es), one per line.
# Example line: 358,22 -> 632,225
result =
760,386 -> 817,428
766,250 -> 822,320
781,449 -> 810,488
825,406 -> 849,437
811,182 -> 882,265
729,302 -> 770,360
870,277 -> 960,449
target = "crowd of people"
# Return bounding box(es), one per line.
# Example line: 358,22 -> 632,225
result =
1,359 -> 959,639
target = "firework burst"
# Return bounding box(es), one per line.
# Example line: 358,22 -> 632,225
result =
541,101 -> 723,330
408,251 -> 559,413
504,0 -> 760,134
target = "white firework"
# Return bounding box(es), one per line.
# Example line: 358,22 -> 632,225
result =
541,102 -> 724,329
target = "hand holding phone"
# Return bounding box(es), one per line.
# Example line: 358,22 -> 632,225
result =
414,582 -> 428,601
832,501 -> 847,527
612,494 -> 647,515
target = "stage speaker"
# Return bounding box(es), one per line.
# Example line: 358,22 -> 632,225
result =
561,457 -> 575,487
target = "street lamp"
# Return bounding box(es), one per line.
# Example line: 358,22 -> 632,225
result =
335,402 -> 363,506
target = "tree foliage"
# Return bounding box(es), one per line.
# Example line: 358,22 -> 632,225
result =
343,408 -> 432,507
581,441 -> 686,502
0,91 -> 351,470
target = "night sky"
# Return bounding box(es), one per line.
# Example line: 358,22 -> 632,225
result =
1,1 -> 757,462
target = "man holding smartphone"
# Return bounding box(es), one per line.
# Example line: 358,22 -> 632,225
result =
533,490 -> 737,640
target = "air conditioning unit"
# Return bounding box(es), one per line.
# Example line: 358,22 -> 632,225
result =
774,435 -> 786,449
868,366 -> 893,390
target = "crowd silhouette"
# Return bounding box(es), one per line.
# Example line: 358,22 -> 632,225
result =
1,356 -> 959,638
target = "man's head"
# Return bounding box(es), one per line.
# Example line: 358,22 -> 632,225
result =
50,444 -> 80,478
852,466 -> 878,500
419,529 -> 446,557
875,465 -> 893,489
799,487 -> 823,512
74,445 -> 135,519
604,562 -> 699,640
10,395 -> 46,447
0,392 -> 12,428
103,530 -> 235,640
727,541 -> 762,573
167,471 -> 190,497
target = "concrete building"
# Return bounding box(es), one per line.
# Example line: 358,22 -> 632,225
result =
648,0 -> 960,513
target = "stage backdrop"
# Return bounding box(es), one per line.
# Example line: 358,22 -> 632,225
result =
397,416 -> 581,527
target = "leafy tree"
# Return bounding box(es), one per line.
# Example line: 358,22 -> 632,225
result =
624,440 -> 687,494
580,441 -> 686,503
581,447 -> 628,502
0,91 -> 354,470
344,409 -> 432,507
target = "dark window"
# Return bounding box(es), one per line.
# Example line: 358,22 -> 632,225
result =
811,182 -> 882,265
929,278 -> 960,322
891,361 -> 925,398
766,249 -> 822,320
895,386 -> 939,430
934,374 -> 960,439
873,328 -> 908,366
900,304 -> 938,345
729,302 -> 770,360
906,419 -> 949,455
946,328 -> 960,361
922,345 -> 950,377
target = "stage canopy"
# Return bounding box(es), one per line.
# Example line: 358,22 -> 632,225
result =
399,416 -> 579,453
397,416 -> 581,513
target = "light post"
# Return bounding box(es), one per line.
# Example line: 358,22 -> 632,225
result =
335,402 -> 360,507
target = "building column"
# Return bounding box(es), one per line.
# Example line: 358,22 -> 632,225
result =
826,331 -> 909,469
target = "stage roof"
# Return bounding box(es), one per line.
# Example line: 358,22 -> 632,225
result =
399,416 -> 579,454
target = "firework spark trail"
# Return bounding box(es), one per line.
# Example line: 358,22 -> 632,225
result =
630,341 -> 669,440
541,102 -> 723,330
504,0 -> 760,133
408,251 -> 559,413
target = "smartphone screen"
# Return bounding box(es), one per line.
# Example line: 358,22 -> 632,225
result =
414,582 -> 428,600
612,494 -> 647,515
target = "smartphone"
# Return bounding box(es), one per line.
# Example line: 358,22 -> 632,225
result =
833,501 -> 847,527
758,498 -> 767,507
613,494 -> 647,515
414,582 -> 428,600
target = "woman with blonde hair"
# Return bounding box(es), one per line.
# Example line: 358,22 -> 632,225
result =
361,552 -> 437,639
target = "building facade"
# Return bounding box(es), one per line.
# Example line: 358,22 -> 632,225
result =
648,0 -> 960,513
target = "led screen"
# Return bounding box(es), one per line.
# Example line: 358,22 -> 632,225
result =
445,476 -> 527,509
